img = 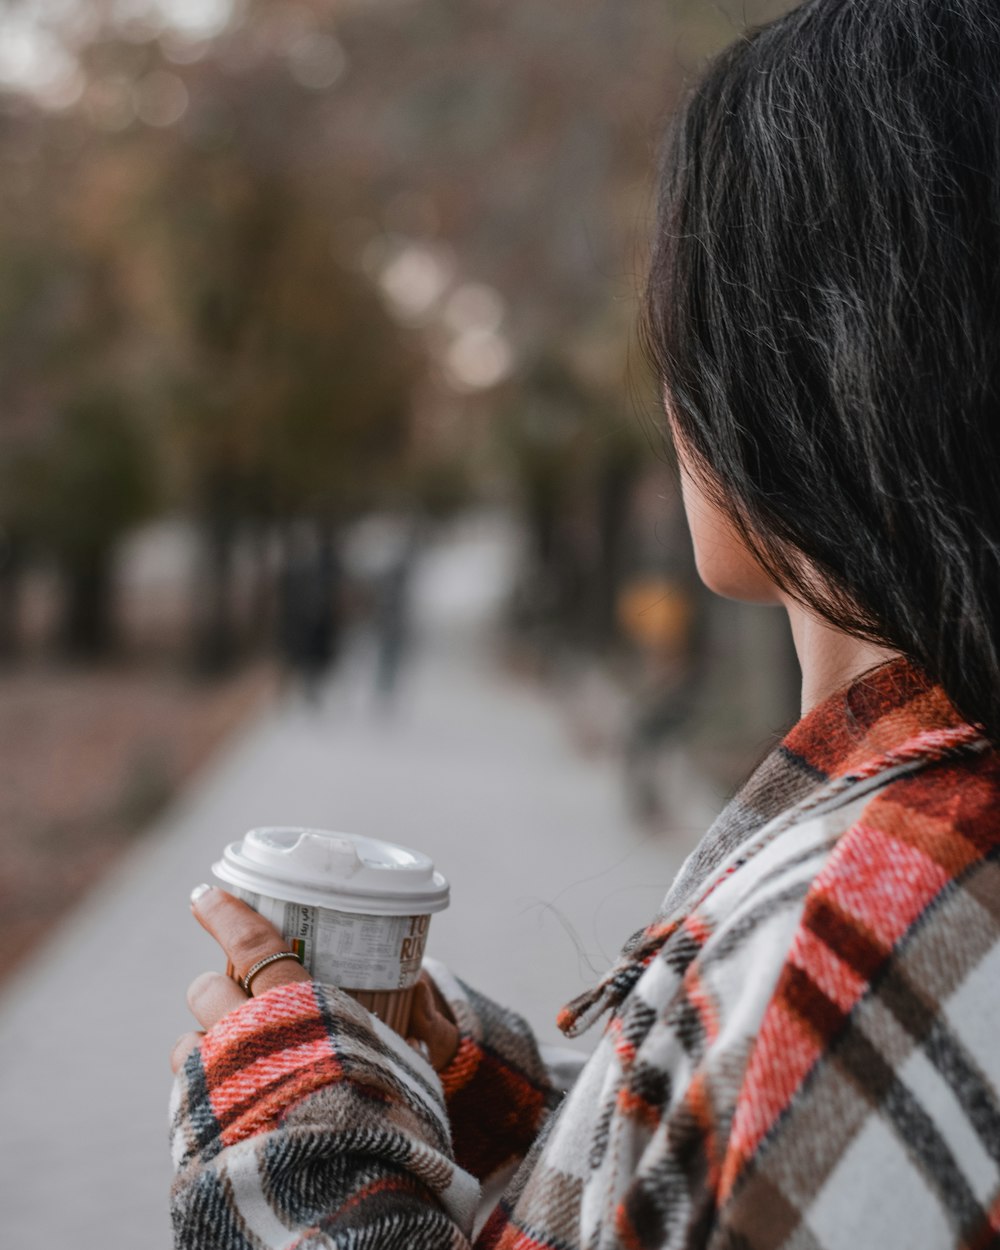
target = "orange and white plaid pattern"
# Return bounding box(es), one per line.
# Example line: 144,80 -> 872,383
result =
171,659 -> 1000,1250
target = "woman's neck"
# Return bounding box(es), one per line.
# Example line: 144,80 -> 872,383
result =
785,602 -> 900,716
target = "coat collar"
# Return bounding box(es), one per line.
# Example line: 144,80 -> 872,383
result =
558,658 -> 983,1039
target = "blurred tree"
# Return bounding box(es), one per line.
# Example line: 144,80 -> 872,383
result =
406,457 -> 475,523
502,354 -> 648,648
0,0 -> 797,674
0,97 -> 161,658
31,386 -> 158,656
0,439 -> 36,658
150,113 -> 417,671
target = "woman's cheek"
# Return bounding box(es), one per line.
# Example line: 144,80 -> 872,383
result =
680,473 -> 782,605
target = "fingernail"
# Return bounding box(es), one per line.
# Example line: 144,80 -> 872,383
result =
190,883 -> 212,907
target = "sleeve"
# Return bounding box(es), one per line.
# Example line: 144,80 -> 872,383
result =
424,959 -> 563,1188
169,980 -> 480,1250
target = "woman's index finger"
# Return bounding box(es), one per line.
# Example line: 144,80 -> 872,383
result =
190,885 -> 287,970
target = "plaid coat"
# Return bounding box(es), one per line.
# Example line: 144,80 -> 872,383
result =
170,659 -> 1000,1248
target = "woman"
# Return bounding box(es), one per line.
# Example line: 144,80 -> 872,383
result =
170,1 -> 1000,1246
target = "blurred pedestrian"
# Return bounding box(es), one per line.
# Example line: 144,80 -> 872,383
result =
617,576 -> 704,822
276,522 -> 342,703
373,521 -> 419,707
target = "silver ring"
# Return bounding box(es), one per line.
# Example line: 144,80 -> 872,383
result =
241,951 -> 303,995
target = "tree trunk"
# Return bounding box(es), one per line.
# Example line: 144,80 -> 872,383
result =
60,552 -> 115,659
246,518 -> 275,654
192,509 -> 239,676
0,537 -> 24,660
190,463 -> 245,676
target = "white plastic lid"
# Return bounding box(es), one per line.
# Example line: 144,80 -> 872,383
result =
212,827 -> 449,916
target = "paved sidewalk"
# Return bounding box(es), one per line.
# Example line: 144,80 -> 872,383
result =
0,517 -> 719,1250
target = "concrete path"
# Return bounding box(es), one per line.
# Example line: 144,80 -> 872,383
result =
0,515 -> 718,1250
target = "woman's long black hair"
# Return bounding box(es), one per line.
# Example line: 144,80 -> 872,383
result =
643,0 -> 1000,737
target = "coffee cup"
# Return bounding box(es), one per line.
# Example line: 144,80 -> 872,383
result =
212,826 -> 449,1035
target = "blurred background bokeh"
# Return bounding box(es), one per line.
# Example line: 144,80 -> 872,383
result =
0,1 -> 799,1245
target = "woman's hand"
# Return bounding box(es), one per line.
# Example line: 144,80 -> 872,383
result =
408,972 -> 461,1073
171,885 -> 460,1076
170,885 -> 311,1074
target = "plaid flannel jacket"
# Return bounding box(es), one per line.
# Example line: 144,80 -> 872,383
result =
170,658 -> 1000,1249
